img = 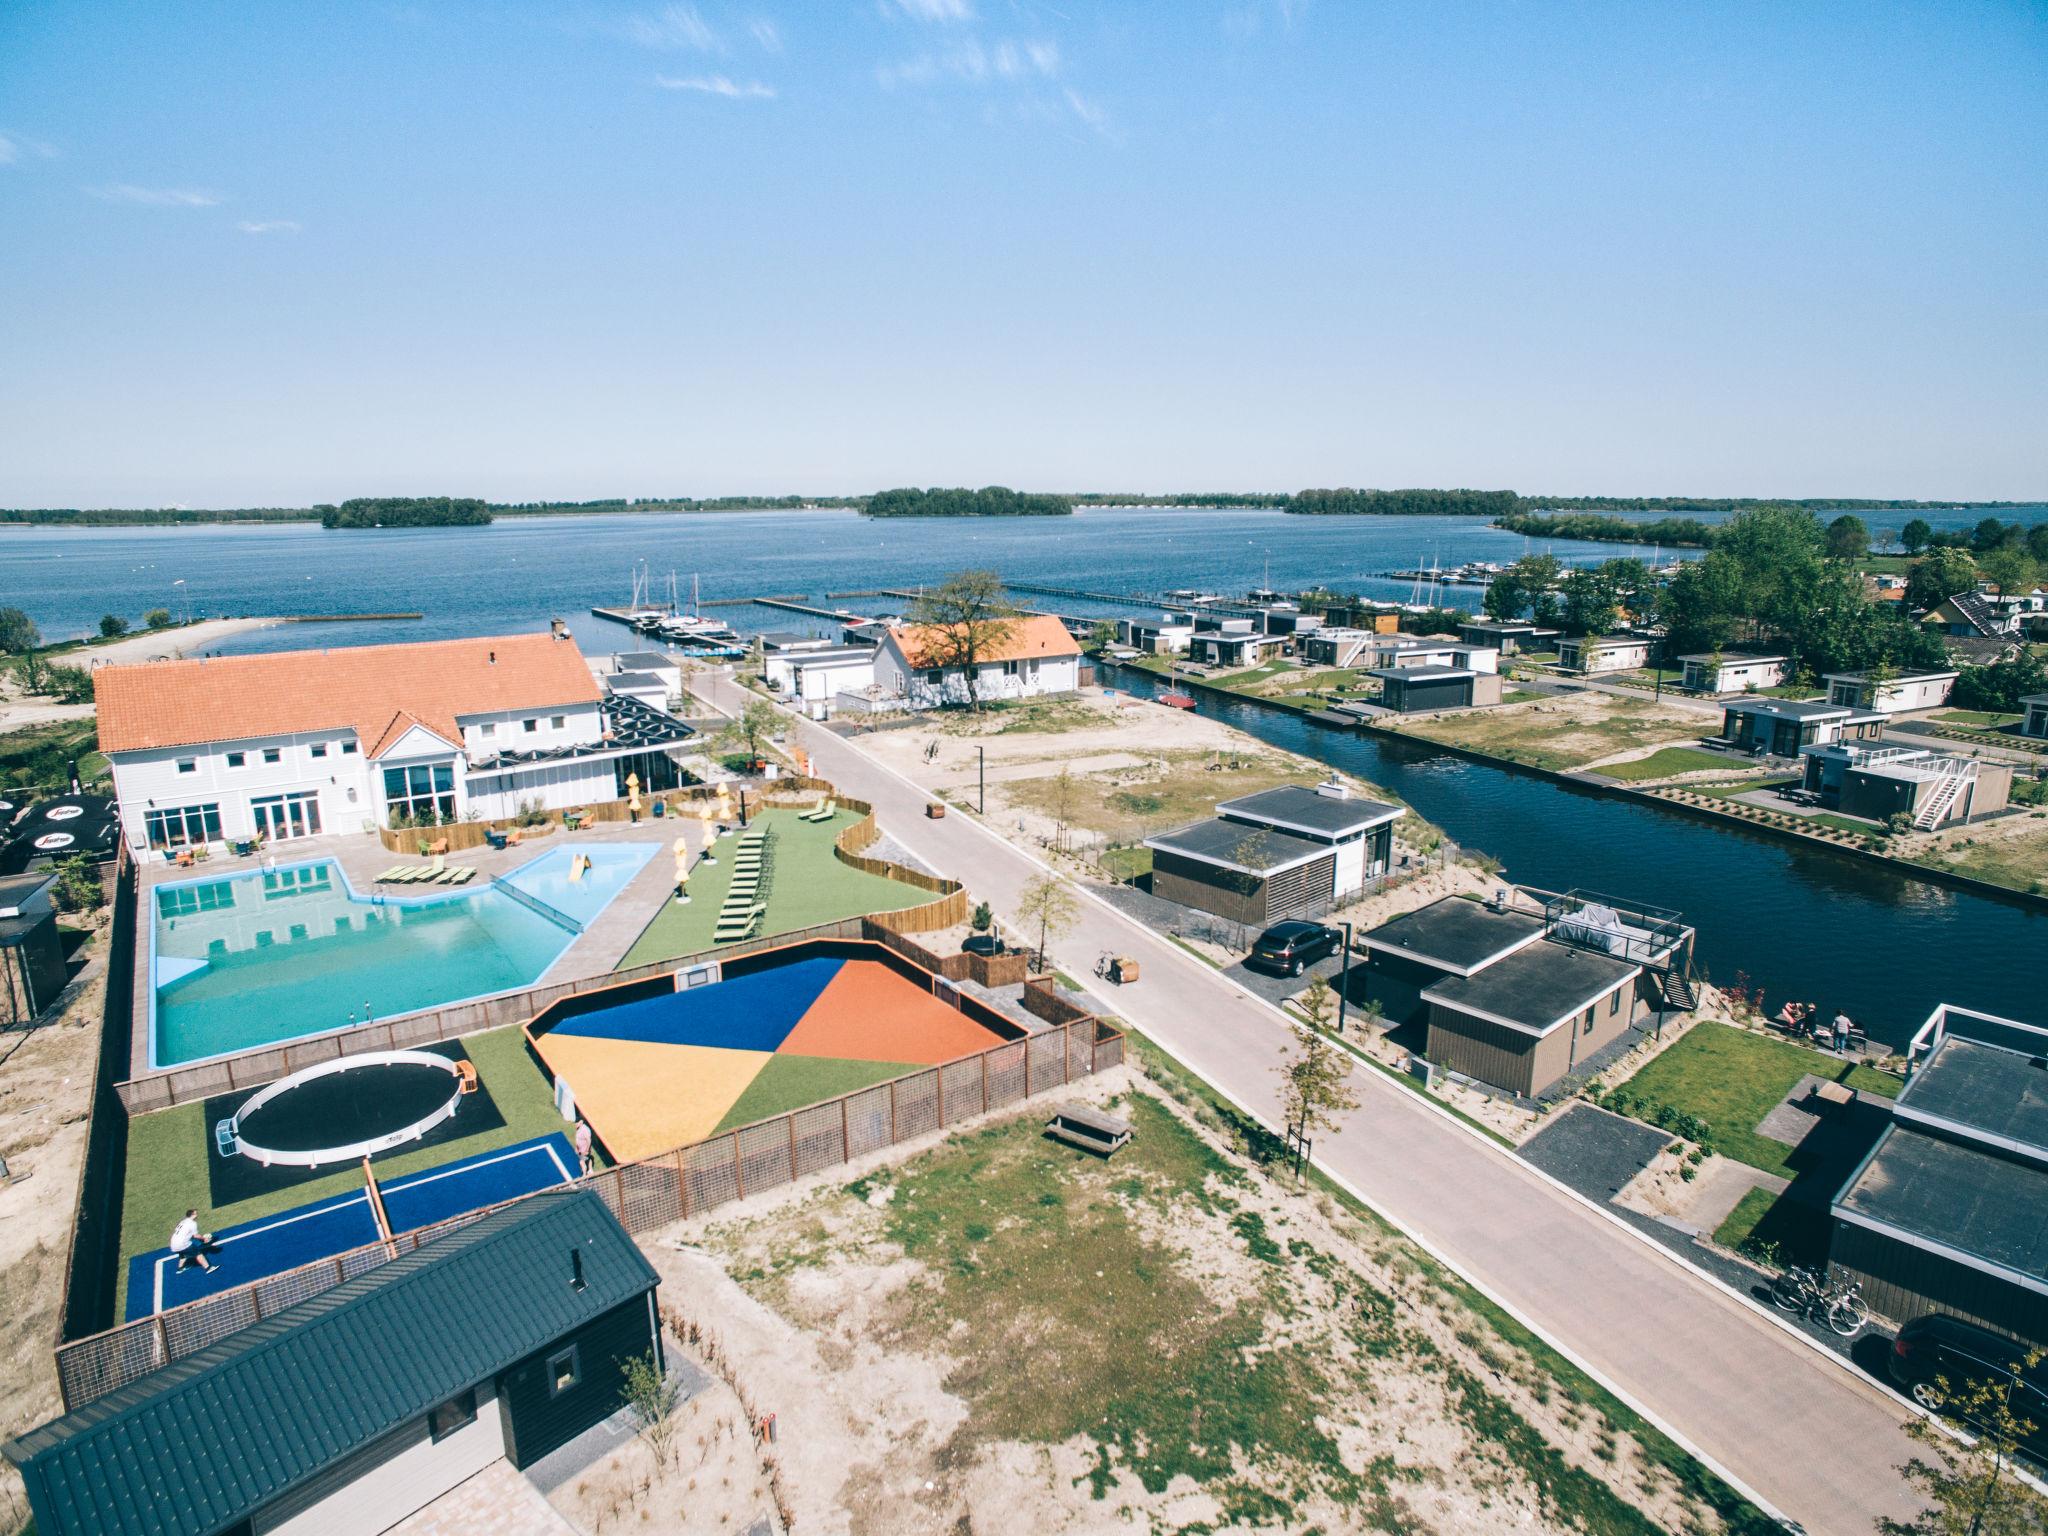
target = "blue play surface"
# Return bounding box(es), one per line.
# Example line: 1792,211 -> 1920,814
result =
549,956 -> 844,1054
126,1133 -> 580,1319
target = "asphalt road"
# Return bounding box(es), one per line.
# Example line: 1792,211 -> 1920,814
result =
700,673 -> 1923,1534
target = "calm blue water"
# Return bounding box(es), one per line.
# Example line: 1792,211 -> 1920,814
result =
1110,667 -> 2046,1049
150,844 -> 656,1066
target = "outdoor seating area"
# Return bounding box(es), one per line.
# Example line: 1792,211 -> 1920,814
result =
713,825 -> 774,943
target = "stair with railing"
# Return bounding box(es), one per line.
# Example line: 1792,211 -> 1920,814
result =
1662,970 -> 1698,1011
1913,762 -> 1973,830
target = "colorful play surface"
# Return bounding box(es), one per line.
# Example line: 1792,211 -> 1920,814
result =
532,954 -> 1011,1162
124,1134 -> 578,1319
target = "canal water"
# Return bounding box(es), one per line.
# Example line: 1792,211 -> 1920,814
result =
1110,666 -> 2044,1050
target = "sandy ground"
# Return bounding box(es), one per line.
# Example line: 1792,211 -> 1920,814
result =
636,1067 -> 1735,1535
0,617 -> 280,732
0,916 -> 107,1525
1390,690 -> 1712,773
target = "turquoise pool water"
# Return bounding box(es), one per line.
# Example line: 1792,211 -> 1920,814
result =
151,844 -> 659,1068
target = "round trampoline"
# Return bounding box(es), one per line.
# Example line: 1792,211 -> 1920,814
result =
219,1051 -> 472,1168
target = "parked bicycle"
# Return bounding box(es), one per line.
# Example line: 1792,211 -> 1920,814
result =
1771,1265 -> 1869,1336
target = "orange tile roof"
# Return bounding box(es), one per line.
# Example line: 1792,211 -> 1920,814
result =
94,632 -> 603,757
888,613 -> 1080,670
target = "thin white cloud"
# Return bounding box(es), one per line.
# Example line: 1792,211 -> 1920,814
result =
885,0 -> 971,22
0,132 -> 58,164
656,73 -> 776,98
878,35 -> 1055,88
88,184 -> 223,208
748,17 -> 781,51
238,220 -> 303,235
0,137 -> 15,166
621,4 -> 721,51
1064,87 -> 1114,138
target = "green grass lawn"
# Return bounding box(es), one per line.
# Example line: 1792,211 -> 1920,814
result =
1711,1185 -> 1830,1268
0,717 -> 108,794
1694,775 -> 1797,798
620,807 -> 929,966
1913,823 -> 2048,898
1098,844 -> 1153,883
1616,1022 -> 1899,1178
1748,683 -> 1824,699
1935,709 -> 2021,728
1599,746 -> 1749,781
116,1023 -> 570,1317
1210,659 -> 1298,688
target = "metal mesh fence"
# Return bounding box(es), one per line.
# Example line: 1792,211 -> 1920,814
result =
59,1015 -> 1123,1410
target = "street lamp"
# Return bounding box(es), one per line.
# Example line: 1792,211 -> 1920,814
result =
172,579 -> 189,626
1335,919 -> 1354,1034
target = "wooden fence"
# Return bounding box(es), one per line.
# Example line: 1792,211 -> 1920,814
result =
56,1013 -> 1124,1411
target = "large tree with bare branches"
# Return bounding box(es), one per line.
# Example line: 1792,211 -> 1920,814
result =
908,569 -> 1020,711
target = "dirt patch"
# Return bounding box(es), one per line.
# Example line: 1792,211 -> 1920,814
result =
1387,691 -> 1711,774
639,1059 -> 1749,1534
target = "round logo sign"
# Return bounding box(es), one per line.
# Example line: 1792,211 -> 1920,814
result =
46,804 -> 84,822
34,832 -> 76,850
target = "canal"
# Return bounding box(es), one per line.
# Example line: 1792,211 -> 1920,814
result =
1109,666 -> 2044,1050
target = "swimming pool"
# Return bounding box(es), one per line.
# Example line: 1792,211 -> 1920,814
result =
150,843 -> 659,1068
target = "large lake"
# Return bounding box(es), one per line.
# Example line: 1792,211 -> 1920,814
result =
7,503 -> 2044,1046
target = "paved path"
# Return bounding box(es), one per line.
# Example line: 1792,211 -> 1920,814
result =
700,674 -> 1921,1533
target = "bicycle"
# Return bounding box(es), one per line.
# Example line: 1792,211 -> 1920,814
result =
1093,952 -> 1119,982
1772,1265 -> 1868,1336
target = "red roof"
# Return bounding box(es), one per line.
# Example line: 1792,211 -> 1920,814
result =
888,613 -> 1080,670
94,632 -> 603,757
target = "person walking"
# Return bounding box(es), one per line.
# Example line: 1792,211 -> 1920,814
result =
1832,1012 -> 1854,1052
170,1209 -> 223,1273
574,1118 -> 594,1176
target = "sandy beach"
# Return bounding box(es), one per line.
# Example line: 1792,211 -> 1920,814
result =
0,617 -> 280,733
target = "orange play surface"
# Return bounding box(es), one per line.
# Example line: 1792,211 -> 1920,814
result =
775,961 -> 1007,1064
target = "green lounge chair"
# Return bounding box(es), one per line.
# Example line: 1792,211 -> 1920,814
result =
447,867 -> 476,885
800,799 -> 834,823
376,865 -> 408,882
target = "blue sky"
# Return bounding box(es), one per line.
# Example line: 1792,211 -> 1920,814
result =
1,0 -> 2043,505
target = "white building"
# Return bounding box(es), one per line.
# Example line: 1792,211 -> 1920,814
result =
95,633 -> 696,858
1822,670 -> 1959,716
874,615 -> 1082,708
1557,634 -> 1653,674
2024,694 -> 2048,740
764,646 -> 879,718
1679,653 -> 1789,694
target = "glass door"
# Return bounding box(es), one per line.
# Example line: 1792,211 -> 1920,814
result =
252,792 -> 322,841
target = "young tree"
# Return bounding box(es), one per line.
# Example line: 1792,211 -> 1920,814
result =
1825,513 -> 1870,561
1297,974 -> 1335,1032
908,569 -> 1020,711
98,614 -> 129,639
1275,1018 -> 1360,1179
717,698 -> 783,770
1882,1345 -> 2048,1536
1049,765 -> 1076,854
620,1349 -> 683,1468
1015,874 -> 1078,971
0,607 -> 39,654
144,607 -> 174,630
1900,517 -> 1934,555
1085,618 -> 1118,654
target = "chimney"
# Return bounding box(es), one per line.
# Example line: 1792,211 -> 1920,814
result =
1315,775 -> 1350,800
570,1248 -> 586,1291
488,649 -> 497,665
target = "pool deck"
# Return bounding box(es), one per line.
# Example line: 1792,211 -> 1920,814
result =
130,820 -> 704,1082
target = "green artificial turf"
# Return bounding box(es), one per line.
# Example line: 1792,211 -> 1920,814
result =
712,1054 -> 921,1134
115,1024 -> 573,1317
1617,1022 -> 1898,1179
620,808 -> 930,967
1935,709 -> 2021,728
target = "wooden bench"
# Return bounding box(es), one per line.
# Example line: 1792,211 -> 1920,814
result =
1045,1103 -> 1133,1158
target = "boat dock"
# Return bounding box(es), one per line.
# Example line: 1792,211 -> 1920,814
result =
749,596 -> 873,623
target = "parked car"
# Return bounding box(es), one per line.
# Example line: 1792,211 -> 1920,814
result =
1247,920 -> 1341,977
1889,1314 -> 2048,1452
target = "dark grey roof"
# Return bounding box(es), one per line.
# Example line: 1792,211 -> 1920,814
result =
1677,652 -> 1785,665
2021,692 -> 2048,706
0,871 -> 58,947
1215,784 -> 1402,837
1942,590 -> 2006,637
1823,668 -> 1957,684
614,650 -> 677,670
1568,634 -> 1647,649
608,670 -> 667,688
1835,1125 -> 2048,1291
1722,697 -> 1850,721
1422,938 -> 1639,1034
1144,818 -> 1335,875
1896,1036 -> 2048,1158
1362,896 -> 1544,976
5,1191 -> 658,1536
1376,665 -> 1474,683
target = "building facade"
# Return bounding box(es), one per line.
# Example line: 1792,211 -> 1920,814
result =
1822,670 -> 1958,715
1556,635 -> 1652,674
1799,741 -> 2012,829
95,633 -> 693,858
1678,653 -> 1788,694
1144,782 -> 1401,925
1373,666 -> 1503,713
1720,697 -> 1885,757
873,615 -> 1082,708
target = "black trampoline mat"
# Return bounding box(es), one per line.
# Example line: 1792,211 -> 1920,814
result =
204,1042 -> 506,1207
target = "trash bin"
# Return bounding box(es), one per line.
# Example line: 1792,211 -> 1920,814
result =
1114,957 -> 1139,984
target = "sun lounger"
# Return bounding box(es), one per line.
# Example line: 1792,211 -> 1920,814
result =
447,867 -> 476,885
376,865 -> 408,882
800,799 -> 834,823
387,865 -> 428,883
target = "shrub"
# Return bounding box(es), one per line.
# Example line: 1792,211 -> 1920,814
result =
144,608 -> 173,629
50,855 -> 105,914
98,614 -> 129,638
42,664 -> 94,704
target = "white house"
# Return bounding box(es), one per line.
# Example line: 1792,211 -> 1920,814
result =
874,615 -> 1082,708
1679,653 -> 1788,694
1114,615 -> 1194,655
602,649 -> 684,699
765,646 -> 879,719
1557,634 -> 1653,674
95,633 -> 695,857
1821,670 -> 1959,716
2023,694 -> 2048,739
604,671 -> 671,713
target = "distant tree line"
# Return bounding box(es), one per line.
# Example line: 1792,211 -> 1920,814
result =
1070,492 -> 1292,508
317,497 -> 492,529
862,486 -> 1074,517
493,495 -> 824,514
0,507 -> 318,526
1514,495 -> 2035,512
1287,488 -> 1521,518
1493,511 -> 1721,547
